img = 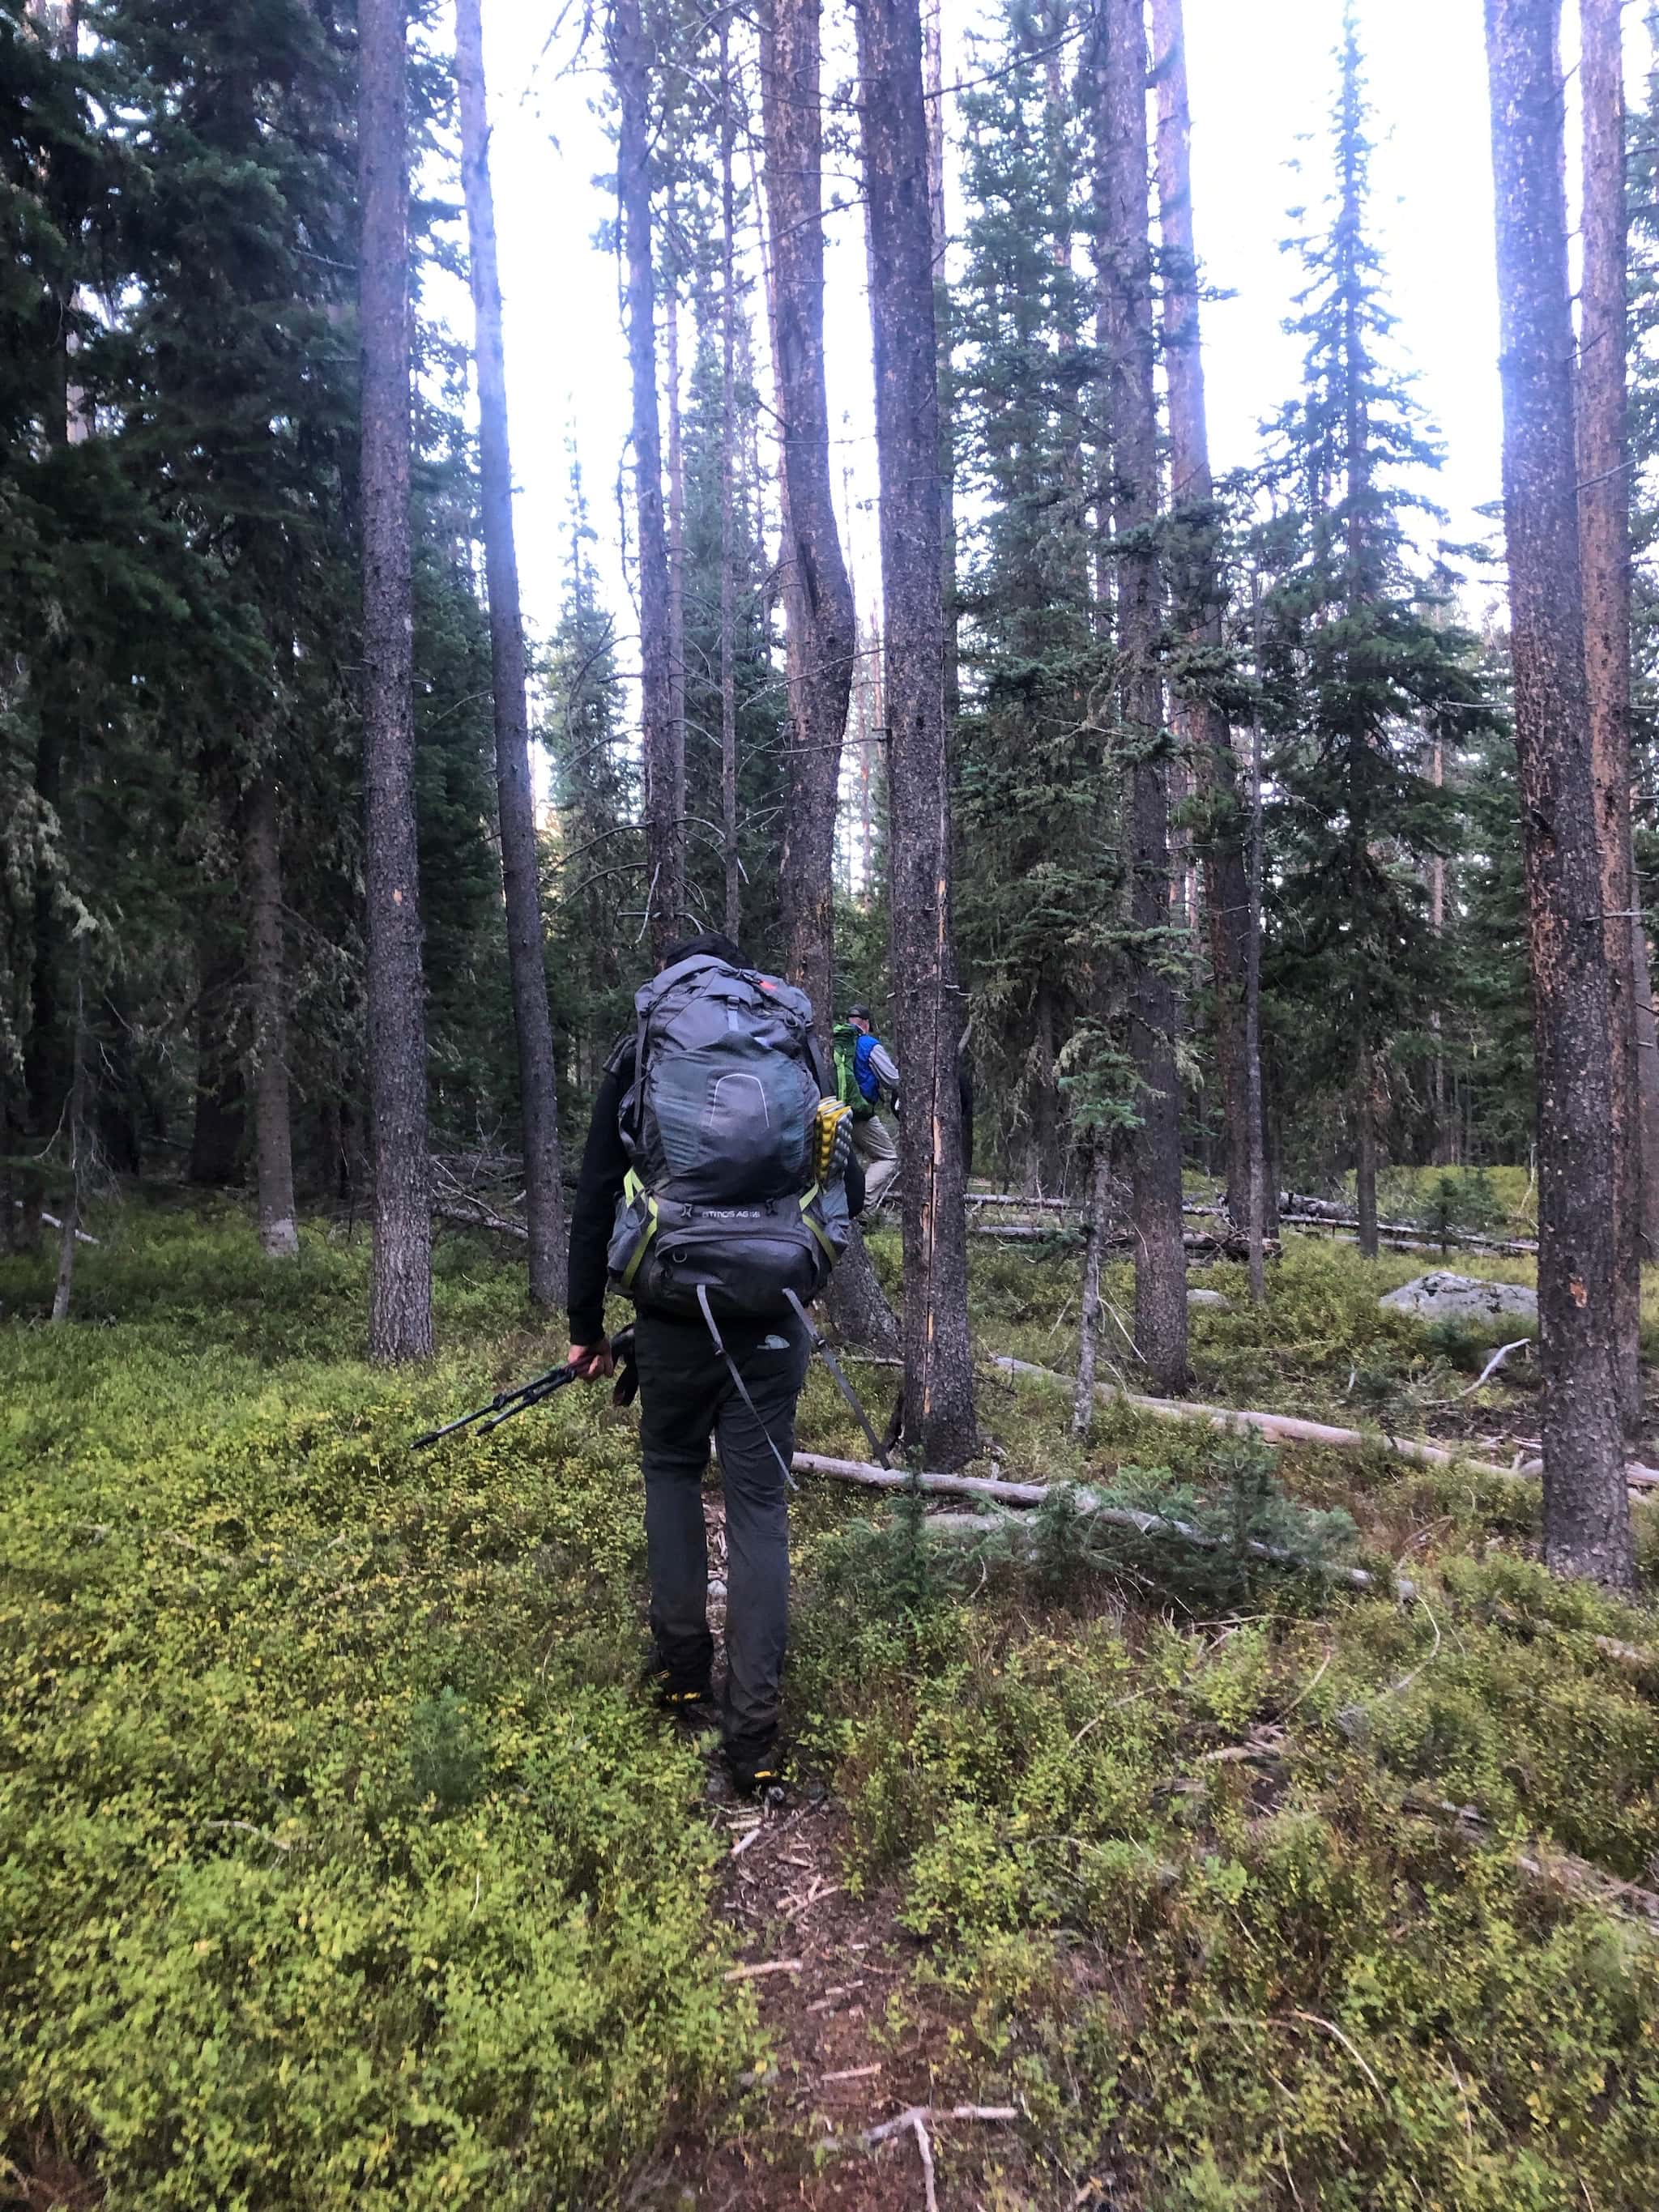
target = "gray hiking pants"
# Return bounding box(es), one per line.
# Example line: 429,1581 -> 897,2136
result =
851,1111 -> 899,1209
633,1305 -> 812,1763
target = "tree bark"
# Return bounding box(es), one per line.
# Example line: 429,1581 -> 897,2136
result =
765,0 -> 858,1030
456,0 -> 566,1307
857,0 -> 976,1468
1073,1144 -> 1114,1437
1245,676 -> 1267,1306
923,0 -> 958,733
1151,0 -> 1251,1231
244,776 -> 299,1259
1484,0 -> 1632,1588
49,973 -> 87,1325
190,910 -> 245,1187
665,293 -> 689,905
1098,0 -> 1189,1392
719,18 -> 741,945
1577,0 -> 1642,1429
1354,1041 -> 1379,1260
611,0 -> 681,961
359,0 -> 433,1362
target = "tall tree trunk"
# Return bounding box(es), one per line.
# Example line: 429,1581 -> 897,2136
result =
1245,686 -> 1267,1306
719,19 -> 741,945
857,0 -> 976,1468
1578,0 -> 1643,1430
245,775 -> 299,1259
190,909 -> 245,1187
1430,735 -> 1452,1166
359,0 -> 432,1363
923,0 -> 958,733
1098,0 -> 1189,1392
766,0 -> 897,1357
1354,1038 -> 1379,1259
456,0 -> 566,1307
612,0 -> 680,961
765,0 -> 858,1027
1484,0 -> 1632,1588
49,972 -> 87,1325
666,294 -> 689,896
1151,0 -> 1252,1230
1073,1144 -> 1113,1437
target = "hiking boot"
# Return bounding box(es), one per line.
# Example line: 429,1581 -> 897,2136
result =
724,1743 -> 787,1801
642,1662 -> 718,1727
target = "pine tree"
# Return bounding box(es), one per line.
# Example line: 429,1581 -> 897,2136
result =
456,0 -> 566,1306
1484,0 -> 1632,1591
1256,11 -> 1471,1258
858,0 -> 976,1468
359,0 -> 433,1361
952,0 -> 1111,1191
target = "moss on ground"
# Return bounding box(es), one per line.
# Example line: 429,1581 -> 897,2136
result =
3,1201 -> 1659,2207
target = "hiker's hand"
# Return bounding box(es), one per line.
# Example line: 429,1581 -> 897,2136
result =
568,1340 -> 614,1382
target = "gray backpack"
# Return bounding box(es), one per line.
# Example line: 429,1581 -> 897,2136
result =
606,954 -> 851,1319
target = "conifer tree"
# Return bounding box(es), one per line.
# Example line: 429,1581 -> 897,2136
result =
1485,0 -> 1632,1590
456,0 -> 566,1306
858,0 -> 976,1467
1256,11 -> 1471,1257
359,0 -> 432,1361
1093,0 -> 1189,1392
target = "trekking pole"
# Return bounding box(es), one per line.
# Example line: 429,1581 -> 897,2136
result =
412,1362 -> 577,1450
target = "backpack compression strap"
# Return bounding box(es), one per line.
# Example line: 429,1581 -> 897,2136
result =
783,1289 -> 891,1469
696,1284 -> 799,1492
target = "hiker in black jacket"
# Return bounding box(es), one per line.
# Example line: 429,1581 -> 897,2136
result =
565,931 -> 864,1796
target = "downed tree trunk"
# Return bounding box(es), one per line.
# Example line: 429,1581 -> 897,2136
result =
969,1222 -> 1276,1260
988,1353 -> 1659,1494
790,1451 -> 1405,1594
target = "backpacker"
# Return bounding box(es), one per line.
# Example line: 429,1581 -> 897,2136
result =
833,1022 -> 880,1120
608,955 -> 851,1319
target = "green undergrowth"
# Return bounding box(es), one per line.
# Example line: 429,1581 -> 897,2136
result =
6,1204 -> 1659,2207
0,1205 -> 757,2209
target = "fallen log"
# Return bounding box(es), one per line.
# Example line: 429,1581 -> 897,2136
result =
1181,1196 -> 1539,1256
969,1222 -> 1275,1260
987,1354 -> 1659,1496
790,1452 -> 1405,1596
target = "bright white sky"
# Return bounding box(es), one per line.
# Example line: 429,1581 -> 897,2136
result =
441,0 -> 1629,658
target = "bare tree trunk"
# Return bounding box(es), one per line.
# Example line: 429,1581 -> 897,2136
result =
611,0 -> 680,961
857,0 -> 976,1468
1578,0 -> 1642,1430
923,0 -> 957,733
456,1 -> 567,1305
765,0 -> 857,1028
666,293 -> 689,898
190,910 -> 245,1187
1073,1144 -> 1113,1438
1430,735 -> 1452,1166
719,19 -> 741,944
359,0 -> 432,1362
245,775 -> 299,1259
1484,0 -> 1632,1588
1354,1042 -> 1379,1259
1635,918 -> 1659,1257
1098,0 -> 1189,1392
1245,689 -> 1267,1306
49,974 -> 87,1325
1151,0 -> 1251,1231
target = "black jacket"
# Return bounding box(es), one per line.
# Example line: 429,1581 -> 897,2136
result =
566,1038 -> 867,1345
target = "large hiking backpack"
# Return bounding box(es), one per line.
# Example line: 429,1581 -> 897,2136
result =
607,955 -> 851,1320
832,1023 -> 880,1119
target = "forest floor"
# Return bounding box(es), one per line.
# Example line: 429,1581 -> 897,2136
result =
4,1186 -> 1659,2210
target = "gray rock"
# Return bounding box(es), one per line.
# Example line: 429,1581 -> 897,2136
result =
1379,1271 -> 1537,1329
1187,1288 -> 1232,1311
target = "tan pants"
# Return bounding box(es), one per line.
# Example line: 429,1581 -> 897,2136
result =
851,1110 -> 900,1209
